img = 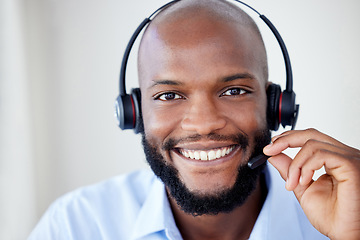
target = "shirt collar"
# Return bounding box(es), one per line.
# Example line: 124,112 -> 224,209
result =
131,165 -> 305,240
131,176 -> 182,240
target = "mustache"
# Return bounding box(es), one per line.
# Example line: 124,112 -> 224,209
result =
162,132 -> 249,151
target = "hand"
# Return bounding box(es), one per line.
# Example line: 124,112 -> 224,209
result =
263,128 -> 360,240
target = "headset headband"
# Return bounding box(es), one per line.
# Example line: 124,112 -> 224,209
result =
119,0 -> 293,95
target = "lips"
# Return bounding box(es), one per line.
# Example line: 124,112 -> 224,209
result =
177,145 -> 236,161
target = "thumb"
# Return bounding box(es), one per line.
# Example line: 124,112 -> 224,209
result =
267,153 -> 292,182
267,153 -> 311,200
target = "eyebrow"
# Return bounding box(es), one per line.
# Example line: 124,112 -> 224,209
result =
222,73 -> 256,82
148,79 -> 183,89
148,73 -> 256,89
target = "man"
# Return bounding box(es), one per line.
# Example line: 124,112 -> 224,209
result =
29,0 -> 360,239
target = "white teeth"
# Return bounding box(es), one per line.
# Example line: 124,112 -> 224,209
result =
216,149 -> 222,159
194,151 -> 200,160
208,150 -> 216,161
180,146 -> 235,161
226,148 -> 231,155
200,151 -> 207,161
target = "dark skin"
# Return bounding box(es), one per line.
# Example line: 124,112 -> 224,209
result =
139,4 -> 268,240
138,1 -> 360,239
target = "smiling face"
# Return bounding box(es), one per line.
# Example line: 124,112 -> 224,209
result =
138,0 -> 270,214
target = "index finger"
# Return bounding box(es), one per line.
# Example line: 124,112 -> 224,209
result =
263,128 -> 355,156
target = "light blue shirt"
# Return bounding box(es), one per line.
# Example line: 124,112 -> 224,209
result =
28,165 -> 329,239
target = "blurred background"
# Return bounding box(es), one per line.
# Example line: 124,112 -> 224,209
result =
1,0 -> 359,239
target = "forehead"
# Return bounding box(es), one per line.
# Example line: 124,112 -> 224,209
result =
138,4 -> 267,88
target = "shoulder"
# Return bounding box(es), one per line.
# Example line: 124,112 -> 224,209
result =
75,168 -> 157,202
28,169 -> 161,240
55,169 -> 157,211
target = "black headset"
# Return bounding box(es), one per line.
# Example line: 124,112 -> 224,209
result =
115,0 -> 299,134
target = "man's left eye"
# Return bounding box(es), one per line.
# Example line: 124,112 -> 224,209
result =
221,88 -> 247,96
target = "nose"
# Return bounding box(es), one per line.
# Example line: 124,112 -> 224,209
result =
181,96 -> 227,135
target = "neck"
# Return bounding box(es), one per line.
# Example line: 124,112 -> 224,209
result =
168,176 -> 266,240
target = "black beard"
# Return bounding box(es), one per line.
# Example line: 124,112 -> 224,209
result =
141,129 -> 271,216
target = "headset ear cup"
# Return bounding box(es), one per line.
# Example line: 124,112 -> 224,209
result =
114,89 -> 142,133
266,83 -> 281,131
115,94 -> 135,130
131,88 -> 143,134
279,90 -> 297,129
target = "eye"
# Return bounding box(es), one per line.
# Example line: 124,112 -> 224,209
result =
155,92 -> 183,101
221,87 -> 248,96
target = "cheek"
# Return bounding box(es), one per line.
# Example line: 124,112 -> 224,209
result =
223,98 -> 267,132
142,100 -> 184,143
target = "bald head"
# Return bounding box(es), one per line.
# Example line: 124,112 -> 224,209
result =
138,0 -> 268,87
150,0 -> 259,30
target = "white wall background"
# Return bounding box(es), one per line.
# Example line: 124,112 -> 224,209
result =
1,0 -> 359,239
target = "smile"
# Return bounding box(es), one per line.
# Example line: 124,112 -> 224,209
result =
177,145 -> 236,161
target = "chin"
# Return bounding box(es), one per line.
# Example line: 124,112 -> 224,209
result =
141,128 -> 271,216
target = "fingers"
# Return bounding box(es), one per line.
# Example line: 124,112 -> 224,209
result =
286,148 -> 332,191
285,140 -> 357,190
265,128 -> 359,156
268,153 -> 312,198
268,151 -> 314,191
267,153 -> 297,191
264,128 -> 360,192
267,153 -> 291,181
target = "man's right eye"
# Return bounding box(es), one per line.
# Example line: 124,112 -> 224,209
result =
155,92 -> 183,101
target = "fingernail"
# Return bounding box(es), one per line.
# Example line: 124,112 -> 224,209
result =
263,142 -> 273,154
285,178 -> 291,190
263,142 -> 273,152
271,135 -> 279,142
299,176 -> 304,185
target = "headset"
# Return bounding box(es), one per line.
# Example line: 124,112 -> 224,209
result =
115,0 -> 299,134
